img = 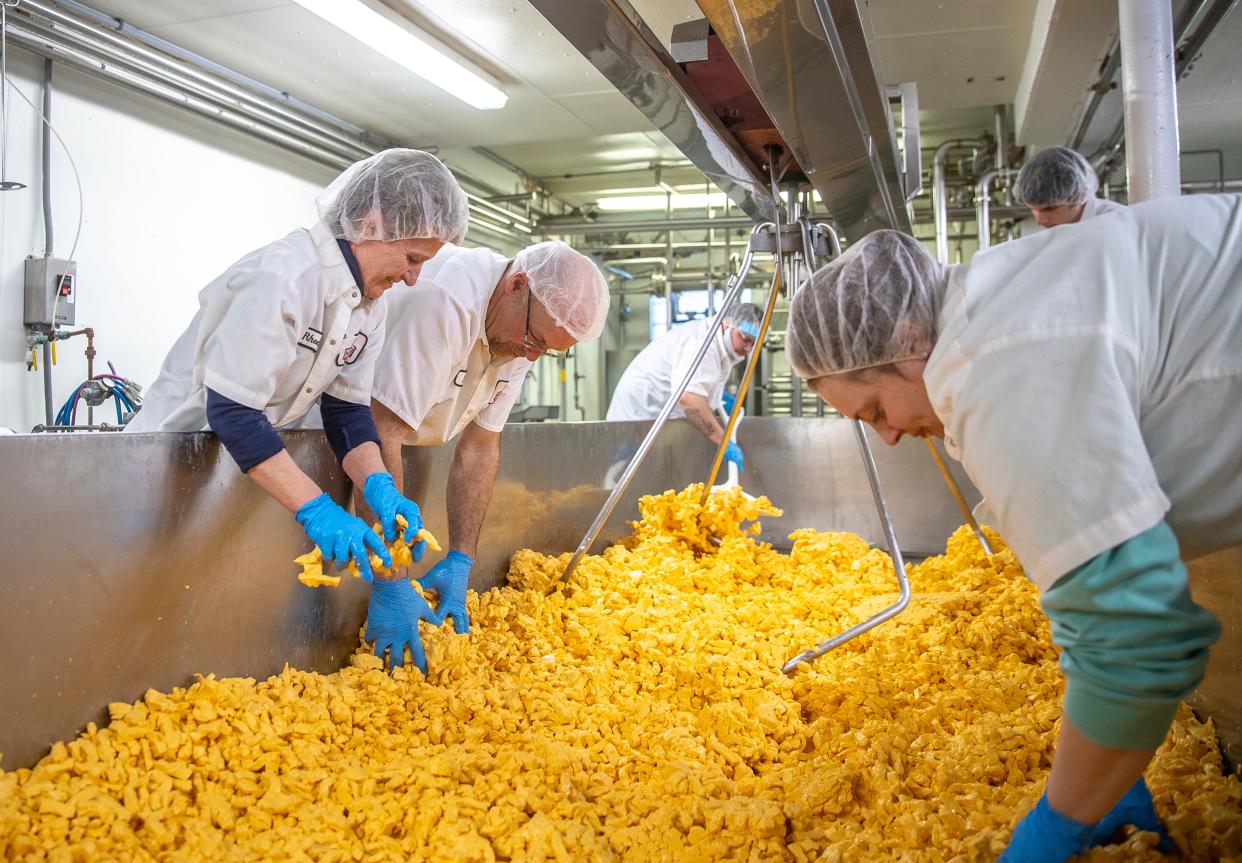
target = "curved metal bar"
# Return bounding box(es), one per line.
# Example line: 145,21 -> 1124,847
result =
558,223 -> 769,582
932,138 -> 986,264
782,421 -> 912,674
924,437 -> 993,555
974,167 -> 1021,251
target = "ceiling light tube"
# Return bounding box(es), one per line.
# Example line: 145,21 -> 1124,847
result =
292,0 -> 508,110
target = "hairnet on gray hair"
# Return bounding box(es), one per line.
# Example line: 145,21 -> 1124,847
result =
1013,146 -> 1099,207
724,302 -> 762,330
316,148 -> 469,245
786,231 -> 944,379
516,241 -> 611,341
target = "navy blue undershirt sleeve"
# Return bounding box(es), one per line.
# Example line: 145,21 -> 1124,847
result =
205,388 -> 285,473
320,393 -> 380,464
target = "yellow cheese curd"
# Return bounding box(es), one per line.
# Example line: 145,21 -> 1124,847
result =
2,484 -> 1240,862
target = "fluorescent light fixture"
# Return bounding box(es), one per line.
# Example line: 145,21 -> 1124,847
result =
292,0 -> 508,110
596,192 -> 732,212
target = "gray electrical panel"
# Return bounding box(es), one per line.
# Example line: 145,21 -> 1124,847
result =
24,256 -> 77,327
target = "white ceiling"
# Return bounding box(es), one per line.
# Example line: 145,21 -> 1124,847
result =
858,0 -> 1041,111
79,0 -> 702,150
56,1 -> 1242,184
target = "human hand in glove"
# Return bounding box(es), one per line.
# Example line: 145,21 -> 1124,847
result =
1090,778 -> 1176,852
365,578 -> 442,674
418,550 -> 473,634
724,441 -> 745,472
363,472 -> 427,561
721,391 -> 736,415
295,493 -> 391,581
999,794 -> 1095,863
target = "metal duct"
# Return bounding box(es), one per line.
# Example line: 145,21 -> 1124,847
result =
532,0 -> 909,241
528,0 -> 776,222
695,0 -> 911,240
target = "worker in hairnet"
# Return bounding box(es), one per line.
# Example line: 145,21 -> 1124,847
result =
347,240 -> 609,671
784,198 -> 1242,861
129,149 -> 468,599
606,302 -> 762,471
1015,146 -> 1125,229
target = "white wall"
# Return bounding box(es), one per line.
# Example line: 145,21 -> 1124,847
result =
0,49 -> 334,432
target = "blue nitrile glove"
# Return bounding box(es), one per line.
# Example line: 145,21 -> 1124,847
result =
999,794 -> 1095,863
363,472 -> 426,561
418,550 -> 473,635
721,391 -> 737,415
295,493 -> 391,581
1090,778 -> 1176,853
724,441 -> 745,471
365,578 -> 442,674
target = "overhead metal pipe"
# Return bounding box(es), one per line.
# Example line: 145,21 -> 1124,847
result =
18,0 -> 376,162
1118,0 -> 1182,201
45,0 -> 383,147
537,215 -> 753,235
975,168 -> 1021,251
932,139 -> 985,264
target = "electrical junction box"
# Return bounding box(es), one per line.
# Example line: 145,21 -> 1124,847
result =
24,256 -> 77,327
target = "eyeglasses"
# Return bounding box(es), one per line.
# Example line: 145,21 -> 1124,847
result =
524,288 -> 567,359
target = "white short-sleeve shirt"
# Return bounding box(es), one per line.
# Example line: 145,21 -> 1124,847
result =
370,245 -> 530,446
127,221 -> 385,432
606,317 -> 738,420
925,194 -> 1242,590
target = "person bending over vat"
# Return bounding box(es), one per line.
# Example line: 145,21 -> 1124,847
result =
128,150 -> 467,597
1015,145 -> 1125,229
316,240 -> 609,672
783,201 -> 1242,862
606,302 -> 762,472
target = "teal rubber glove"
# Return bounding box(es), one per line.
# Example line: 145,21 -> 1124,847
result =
1090,778 -> 1176,852
418,550 -> 472,634
365,578 -> 441,674
724,441 -> 744,471
295,493 -> 390,581
999,794 -> 1095,863
363,472 -> 426,561
721,391 -> 736,415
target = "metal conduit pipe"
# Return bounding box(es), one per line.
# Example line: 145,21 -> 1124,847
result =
16,8 -> 372,163
932,139 -> 986,264
537,215 -> 753,235
6,24 -> 360,169
1118,0 -> 1182,201
975,168 -> 1021,251
21,0 -> 377,158
46,0 -> 383,147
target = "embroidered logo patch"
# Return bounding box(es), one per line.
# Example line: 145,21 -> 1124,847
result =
488,379 -> 510,406
297,327 -> 323,352
336,332 -> 369,366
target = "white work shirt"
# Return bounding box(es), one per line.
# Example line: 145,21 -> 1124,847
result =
127,221 -> 385,432
370,245 -> 530,445
607,317 -> 739,420
926,194 -> 1242,590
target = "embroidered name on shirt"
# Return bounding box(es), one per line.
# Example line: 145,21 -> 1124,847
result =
297,327 -> 323,352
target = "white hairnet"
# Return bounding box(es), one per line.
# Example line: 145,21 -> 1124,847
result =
1014,146 -> 1099,207
516,241 -> 611,341
316,148 -> 469,244
725,302 -> 762,332
786,231 -> 944,379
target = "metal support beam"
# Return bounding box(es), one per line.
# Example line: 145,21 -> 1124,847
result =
1118,0 -> 1182,201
